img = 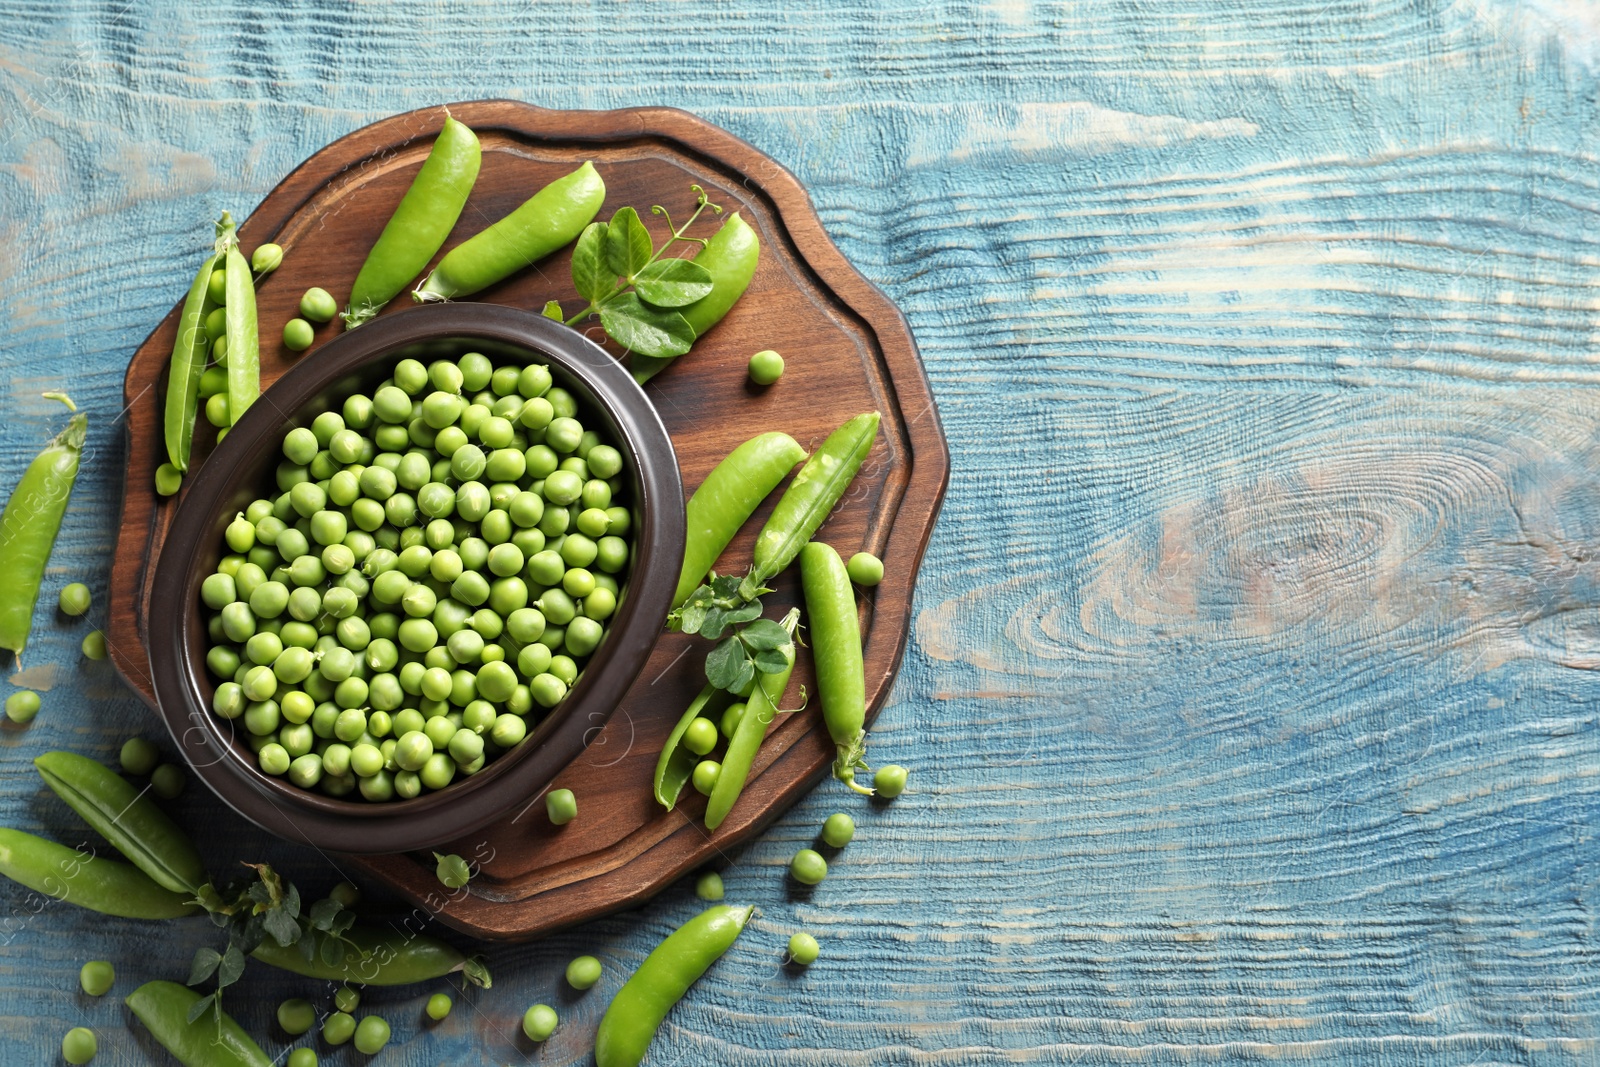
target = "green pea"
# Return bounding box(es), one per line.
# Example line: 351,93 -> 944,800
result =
204,391 -> 230,427
151,764 -> 185,799
207,645 -> 243,678
426,992 -> 453,1022
575,507 -> 610,538
322,542 -> 356,575
287,753 -> 322,788
420,752 -> 456,790
559,533 -> 598,569
564,616 -> 603,657
250,242 -> 283,274
451,443 -> 486,481
245,700 -> 282,740
683,717 -> 718,756
595,535 -> 628,573
281,691 -> 315,723
542,469 -> 582,505
787,932 -> 820,965
485,447 -> 525,482
525,443 -> 558,478
283,318 -> 315,352
821,812 -> 855,848
311,412 -> 345,447
445,629 -> 484,665
288,1049 -> 317,1067
847,552 -> 884,586
394,730 -> 433,771
448,728 -> 484,765
583,587 -> 616,621
114,737 -> 159,778
522,1003 -> 558,1042
277,996 -> 316,1035
61,1027 -> 96,1065
541,787 -> 576,825
559,456 -> 589,479
259,743 -> 290,776
565,954 -> 601,989
580,479 -> 611,511
518,642 -> 553,679
322,1010 -> 356,1045
212,683 -> 245,719
692,759 -> 721,796
245,631 -> 282,666
4,690 -> 39,723
274,528 -> 310,561
298,286 -> 337,323
874,764 -> 909,798
462,700 -> 497,735
491,712 -> 527,747
789,848 -> 827,885
201,572 -> 237,609
694,870 -> 725,901
150,460 -> 180,492
586,444 -> 623,479
79,959 -> 115,996
373,385 -> 411,424
748,348 -> 785,385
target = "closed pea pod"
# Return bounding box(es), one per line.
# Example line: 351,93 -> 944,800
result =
738,411 -> 879,601
0,828 -> 199,920
126,980 -> 271,1067
673,432 -> 807,608
34,751 -> 208,893
632,212 -> 761,384
800,541 -> 872,793
250,923 -> 492,988
704,608 -> 799,830
223,231 -> 260,424
164,214 -> 234,471
345,116 -> 481,329
415,161 -> 606,301
594,904 -> 754,1067
0,396 -> 86,654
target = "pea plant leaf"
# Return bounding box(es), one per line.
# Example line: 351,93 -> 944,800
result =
598,294 -> 694,359
217,944 -> 248,987
605,207 -> 654,279
187,947 -> 222,986
705,636 -> 753,692
571,222 -> 613,304
542,300 -> 563,321
739,618 -> 790,651
262,904 -> 300,947
634,258 -> 714,308
751,646 -> 791,674
321,934 -> 348,968
186,992 -> 217,1025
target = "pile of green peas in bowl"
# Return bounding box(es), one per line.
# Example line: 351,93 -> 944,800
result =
198,351 -> 632,802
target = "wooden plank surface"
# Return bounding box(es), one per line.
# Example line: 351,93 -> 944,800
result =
2,1 -> 1599,1063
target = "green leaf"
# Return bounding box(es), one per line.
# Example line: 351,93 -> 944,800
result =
699,606 -> 732,641
542,300 -> 563,321
571,222 -> 612,304
708,575 -> 744,600
598,294 -> 694,359
752,646 -> 791,674
262,905 -> 300,947
725,600 -> 765,627
283,883 -> 300,919
187,947 -> 221,986
186,992 -> 217,1025
740,618 -> 790,651
705,637 -> 750,691
635,258 -> 714,308
308,897 -> 341,930
604,206 -> 654,278
218,944 -> 248,987
321,935 -> 346,968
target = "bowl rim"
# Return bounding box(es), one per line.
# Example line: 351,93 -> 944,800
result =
148,303 -> 684,854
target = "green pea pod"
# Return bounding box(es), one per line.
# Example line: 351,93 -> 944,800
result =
654,681 -> 733,810
126,981 -> 271,1067
33,750 -> 207,895
594,904 -> 754,1067
0,398 -> 86,654
0,828 -> 199,920
738,411 -> 880,601
705,608 -> 799,830
223,232 -> 260,424
674,432 -> 808,607
251,923 -> 491,988
632,212 -> 760,384
163,214 -> 234,471
414,161 -> 606,302
800,541 -> 872,794
345,115 -> 482,329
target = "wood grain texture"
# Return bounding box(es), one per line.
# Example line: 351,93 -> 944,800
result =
108,100 -> 947,937
3,0 -> 1600,1063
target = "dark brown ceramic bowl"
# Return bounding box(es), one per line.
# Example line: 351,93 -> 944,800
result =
148,304 -> 684,854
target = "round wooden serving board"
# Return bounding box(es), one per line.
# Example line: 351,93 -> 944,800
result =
108,101 -> 949,940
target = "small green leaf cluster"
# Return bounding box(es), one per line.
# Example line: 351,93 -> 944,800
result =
186,863 -> 358,1027
676,575 -> 795,695
553,187 -> 722,359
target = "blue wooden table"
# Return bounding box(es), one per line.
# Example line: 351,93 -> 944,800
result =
3,1 -> 1597,1063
